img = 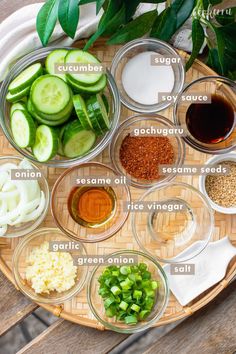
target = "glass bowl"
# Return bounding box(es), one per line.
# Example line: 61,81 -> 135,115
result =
13,228 -> 88,304
199,153 -> 236,214
51,162 -> 131,243
109,114 -> 185,189
132,182 -> 214,263
0,46 -> 120,168
87,250 -> 169,333
0,155 -> 49,238
173,76 -> 236,154
111,38 -> 185,113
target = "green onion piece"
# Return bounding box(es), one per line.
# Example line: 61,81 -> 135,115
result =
151,281 -> 159,290
120,266 -> 131,275
131,304 -> 140,312
125,315 -> 138,325
139,310 -> 150,319
133,290 -> 142,299
119,301 -> 129,311
110,286 -> 121,296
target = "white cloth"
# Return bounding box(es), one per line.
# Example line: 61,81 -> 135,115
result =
0,2 -> 204,81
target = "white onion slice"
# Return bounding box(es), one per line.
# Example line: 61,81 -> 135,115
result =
0,159 -> 45,236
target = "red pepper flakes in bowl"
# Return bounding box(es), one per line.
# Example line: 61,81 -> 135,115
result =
119,134 -> 174,180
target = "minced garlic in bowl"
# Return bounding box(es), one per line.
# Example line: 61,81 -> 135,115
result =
26,241 -> 77,294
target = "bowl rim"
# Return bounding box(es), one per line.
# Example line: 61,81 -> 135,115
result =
87,249 -> 169,334
199,153 -> 236,214
173,75 -> 236,154
109,113 -> 186,189
0,155 -> 50,238
111,37 -> 185,114
12,227 -> 89,304
50,161 -> 131,243
0,46 -> 121,168
132,181 -> 215,264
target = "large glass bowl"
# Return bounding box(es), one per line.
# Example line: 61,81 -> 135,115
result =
51,162 -> 131,243
0,47 -> 121,168
109,114 -> 185,189
111,38 -> 185,113
0,155 -> 49,238
87,250 -> 169,333
13,228 -> 88,304
132,182 -> 214,263
173,76 -> 236,154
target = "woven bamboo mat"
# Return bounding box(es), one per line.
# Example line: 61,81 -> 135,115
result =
0,39 -> 236,330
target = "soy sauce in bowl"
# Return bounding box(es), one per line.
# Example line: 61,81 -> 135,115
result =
186,94 -> 235,144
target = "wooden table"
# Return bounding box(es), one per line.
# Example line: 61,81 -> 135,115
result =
0,1 -> 236,353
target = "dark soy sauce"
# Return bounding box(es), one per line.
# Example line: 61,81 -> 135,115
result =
186,94 -> 235,144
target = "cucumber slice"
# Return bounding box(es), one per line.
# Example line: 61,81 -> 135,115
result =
63,120 -> 96,158
58,125 -> 67,156
87,94 -> 110,131
10,101 -> 26,116
6,86 -> 31,103
30,75 -> 72,115
11,109 -> 36,148
8,63 -> 42,94
45,49 -> 68,81
86,102 -> 104,136
73,94 -> 92,130
102,94 -> 109,114
65,50 -> 102,85
32,125 -> 59,162
66,74 -> 107,94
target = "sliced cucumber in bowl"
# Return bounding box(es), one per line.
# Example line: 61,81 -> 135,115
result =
45,49 -> 68,81
10,101 -> 27,116
63,120 -> 96,158
32,125 -> 59,162
8,63 -> 42,94
30,75 -> 72,115
73,94 -> 92,130
66,74 -> 107,94
6,86 -> 31,103
65,50 -> 102,86
11,109 -> 36,148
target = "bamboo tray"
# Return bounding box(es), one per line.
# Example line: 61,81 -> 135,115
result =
0,39 -> 236,330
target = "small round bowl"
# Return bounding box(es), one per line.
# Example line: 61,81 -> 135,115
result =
0,46 -> 120,168
87,250 -> 169,333
174,76 -> 236,154
13,228 -> 88,304
199,153 -> 236,214
0,156 -> 49,238
132,182 -> 214,263
109,114 -> 185,189
111,38 -> 185,113
51,162 -> 131,243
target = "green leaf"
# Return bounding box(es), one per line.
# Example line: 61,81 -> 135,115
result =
186,19 -> 205,71
172,0 -> 196,29
36,0 -> 60,46
150,7 -> 177,41
96,0 -> 106,14
141,0 -> 166,2
212,25 -> 225,74
79,0 -> 96,4
218,23 -> 236,52
206,48 -> 222,74
215,7 -> 236,26
107,10 -> 157,45
103,3 -> 126,36
228,70 -> 236,80
58,0 -> 79,39
124,0 -> 141,22
83,0 -> 122,50
209,0 -> 223,4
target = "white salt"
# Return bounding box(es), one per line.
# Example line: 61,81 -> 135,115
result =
122,51 -> 175,105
